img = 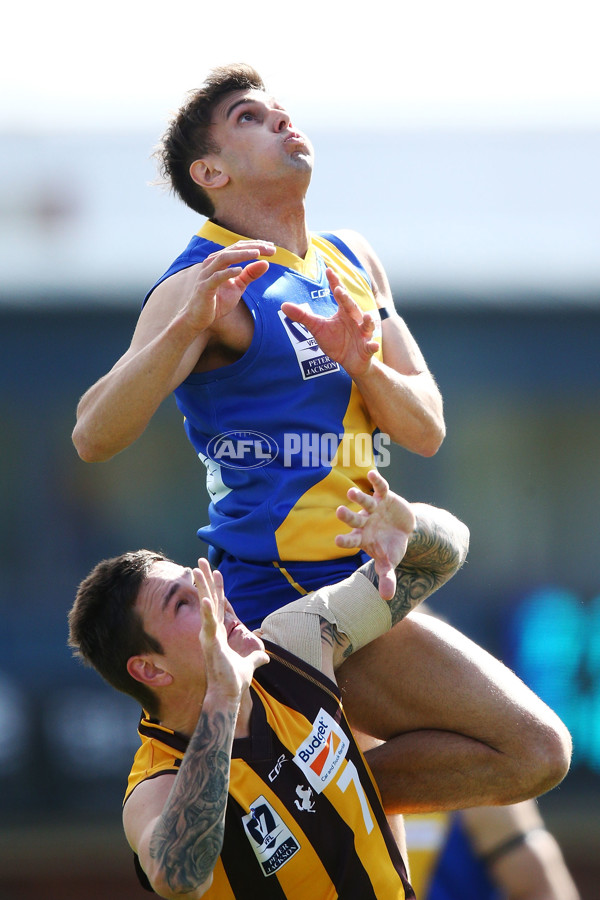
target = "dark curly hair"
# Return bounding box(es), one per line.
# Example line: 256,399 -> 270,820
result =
68,549 -> 169,717
157,63 -> 266,217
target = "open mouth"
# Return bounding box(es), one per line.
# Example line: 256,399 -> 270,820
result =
227,619 -> 244,639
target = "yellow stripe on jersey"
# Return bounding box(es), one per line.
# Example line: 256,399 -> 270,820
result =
210,857 -> 236,900
272,236 -> 383,561
274,466 -> 366,560
312,234 -> 375,306
228,760 -> 334,899
272,561 -> 310,594
251,680 -> 407,899
274,383 -> 377,560
199,220 -> 322,279
125,733 -> 180,802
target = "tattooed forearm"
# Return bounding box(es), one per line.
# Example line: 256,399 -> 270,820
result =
149,706 -> 236,894
387,567 -> 440,626
360,508 -> 469,624
320,617 -> 353,659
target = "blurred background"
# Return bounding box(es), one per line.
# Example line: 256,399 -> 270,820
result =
1,0 -> 598,896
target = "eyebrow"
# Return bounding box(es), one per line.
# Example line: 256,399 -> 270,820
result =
225,97 -> 254,120
161,582 -> 180,611
161,568 -> 193,611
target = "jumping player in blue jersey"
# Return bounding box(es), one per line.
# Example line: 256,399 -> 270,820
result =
72,64 -> 445,630
72,64 -> 571,816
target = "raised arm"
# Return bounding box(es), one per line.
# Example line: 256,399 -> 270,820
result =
123,694 -> 233,900
346,230 -> 445,455
260,470 -> 469,675
329,469 -> 469,667
72,243 -> 273,462
123,563 -> 268,899
337,468 -> 469,604
281,230 -> 445,456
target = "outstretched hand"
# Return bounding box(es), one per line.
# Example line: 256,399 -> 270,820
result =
184,241 -> 275,334
335,470 -> 416,601
193,559 -> 268,702
280,268 -> 380,378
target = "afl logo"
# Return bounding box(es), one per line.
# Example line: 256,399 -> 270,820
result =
206,431 -> 279,469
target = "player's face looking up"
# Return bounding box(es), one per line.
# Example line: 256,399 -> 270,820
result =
190,88 -> 314,192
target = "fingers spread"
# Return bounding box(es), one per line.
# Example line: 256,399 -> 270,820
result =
346,487 -> 378,513
367,469 -> 389,495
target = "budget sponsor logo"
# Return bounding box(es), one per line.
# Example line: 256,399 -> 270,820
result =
293,708 -> 349,793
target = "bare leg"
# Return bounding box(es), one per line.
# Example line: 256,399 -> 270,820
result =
338,613 -> 571,814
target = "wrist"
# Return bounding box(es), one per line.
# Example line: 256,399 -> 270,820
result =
348,354 -> 378,382
202,684 -> 244,717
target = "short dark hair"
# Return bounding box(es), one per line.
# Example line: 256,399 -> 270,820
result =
157,63 -> 266,217
68,550 -> 169,717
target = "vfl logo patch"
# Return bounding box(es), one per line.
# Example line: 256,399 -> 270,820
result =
242,797 -> 300,876
278,308 -> 340,380
293,708 -> 349,793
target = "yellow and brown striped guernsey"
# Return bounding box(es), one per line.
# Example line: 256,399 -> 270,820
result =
125,641 -> 414,899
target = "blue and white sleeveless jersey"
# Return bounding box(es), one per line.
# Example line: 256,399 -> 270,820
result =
144,220 -> 384,563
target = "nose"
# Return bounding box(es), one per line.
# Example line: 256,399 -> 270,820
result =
273,109 -> 291,132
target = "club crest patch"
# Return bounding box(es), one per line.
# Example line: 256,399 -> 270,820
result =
242,796 -> 300,876
278,308 -> 340,379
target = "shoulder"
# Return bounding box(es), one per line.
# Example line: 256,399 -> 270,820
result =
332,230 -> 392,306
143,264 -> 203,318
123,771 -> 176,850
127,265 -> 213,372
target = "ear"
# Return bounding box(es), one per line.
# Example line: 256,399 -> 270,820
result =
127,655 -> 173,688
189,158 -> 230,190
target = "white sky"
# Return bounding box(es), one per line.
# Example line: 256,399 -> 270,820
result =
3,0 -> 599,132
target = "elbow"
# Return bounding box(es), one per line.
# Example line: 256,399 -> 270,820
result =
436,520 -> 470,585
72,423 -> 114,463
443,524 -> 470,580
418,417 -> 446,457
150,869 -> 213,900
397,413 -> 446,458
455,522 -> 470,570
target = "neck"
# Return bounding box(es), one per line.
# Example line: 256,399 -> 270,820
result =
158,685 -> 253,741
213,193 -> 310,259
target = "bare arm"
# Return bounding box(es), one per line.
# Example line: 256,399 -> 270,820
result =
344,229 -> 445,456
281,230 -> 445,456
72,243 -> 274,462
462,802 -> 581,900
124,692 -> 238,899
327,469 -> 469,667
260,470 -> 469,676
123,564 -> 268,899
